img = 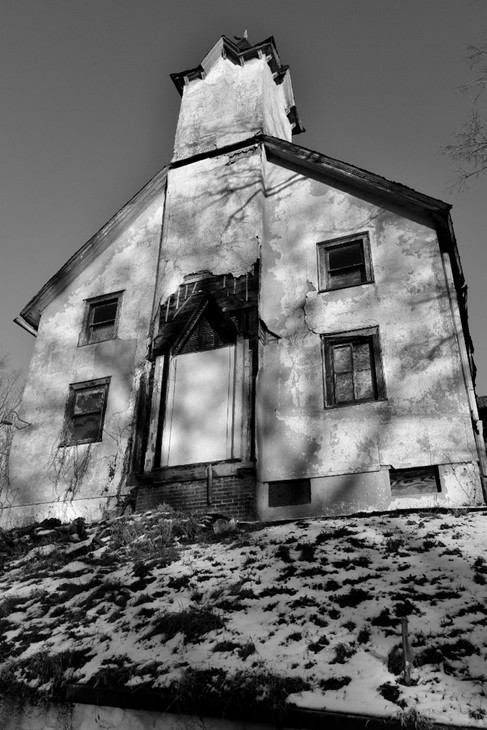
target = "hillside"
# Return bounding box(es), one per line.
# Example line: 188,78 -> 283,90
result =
0,507 -> 486,728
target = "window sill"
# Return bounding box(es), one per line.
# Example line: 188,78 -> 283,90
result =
317,280 -> 374,294
324,397 -> 388,410
77,336 -> 118,348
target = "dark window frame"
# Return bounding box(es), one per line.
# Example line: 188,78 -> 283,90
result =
78,291 -> 124,346
62,377 -> 110,446
317,232 -> 374,292
321,326 -> 386,408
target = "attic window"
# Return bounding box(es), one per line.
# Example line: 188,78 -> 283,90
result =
318,233 -> 373,291
63,378 -> 110,446
79,292 -> 123,346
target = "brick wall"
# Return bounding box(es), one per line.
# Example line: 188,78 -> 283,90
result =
136,472 -> 256,521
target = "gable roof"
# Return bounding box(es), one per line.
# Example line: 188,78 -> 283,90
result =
15,167 -> 168,334
15,133 -> 462,337
262,135 -> 452,221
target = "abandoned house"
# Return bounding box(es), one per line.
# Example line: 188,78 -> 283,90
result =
3,35 -> 486,527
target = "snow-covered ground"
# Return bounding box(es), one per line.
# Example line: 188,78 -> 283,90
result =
1,508 -> 486,728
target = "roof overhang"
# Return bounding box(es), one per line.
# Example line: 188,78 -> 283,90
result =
16,134 -> 463,339
16,167 -> 168,334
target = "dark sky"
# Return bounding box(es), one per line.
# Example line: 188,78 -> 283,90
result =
1,0 -> 486,392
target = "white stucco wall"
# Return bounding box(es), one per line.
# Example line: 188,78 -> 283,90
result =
3,193 -> 165,526
257,159 -> 483,517
173,56 -> 293,161
155,146 -> 264,305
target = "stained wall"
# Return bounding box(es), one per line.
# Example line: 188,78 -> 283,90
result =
3,193 -> 165,526
256,158 -> 483,518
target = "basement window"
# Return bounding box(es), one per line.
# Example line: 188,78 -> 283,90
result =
79,292 -> 123,346
322,327 -> 386,407
63,378 -> 110,445
318,233 -> 373,291
390,466 -> 441,496
268,479 -> 311,507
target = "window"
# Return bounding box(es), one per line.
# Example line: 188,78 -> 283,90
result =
79,292 -> 123,346
322,327 -> 385,407
318,233 -> 373,291
390,466 -> 441,496
268,479 -> 311,507
63,378 -> 110,445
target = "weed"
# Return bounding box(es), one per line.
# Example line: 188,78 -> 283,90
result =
0,594 -> 25,618
172,666 -> 308,716
393,599 -> 416,617
372,608 -> 396,627
323,579 -> 340,592
287,632 -> 303,641
384,537 -> 404,553
357,627 -> 371,644
469,708 -> 486,720
167,574 -> 191,590
238,641 -> 256,659
474,556 -> 487,574
387,644 -> 406,675
351,555 -> 371,568
275,545 -> 292,563
396,708 -> 433,730
90,655 -> 136,689
333,587 -> 369,608
297,544 -> 315,562
308,635 -> 330,653
0,648 -> 92,702
290,596 -> 319,610
316,526 -> 354,543
259,585 -> 296,598
144,606 -> 224,642
213,640 -> 240,652
319,676 -> 351,691
379,682 -> 404,706
331,642 -> 355,664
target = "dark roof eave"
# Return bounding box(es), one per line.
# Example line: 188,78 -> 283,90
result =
17,135 -> 457,334
16,166 -> 169,332
262,135 -> 452,218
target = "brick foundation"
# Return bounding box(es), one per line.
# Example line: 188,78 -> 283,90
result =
136,472 -> 256,521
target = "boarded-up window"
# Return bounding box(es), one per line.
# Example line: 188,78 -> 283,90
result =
268,479 -> 311,507
390,466 -> 441,496
80,292 -> 123,346
322,327 -> 386,407
318,233 -> 373,291
64,378 -> 110,445
160,346 -> 240,466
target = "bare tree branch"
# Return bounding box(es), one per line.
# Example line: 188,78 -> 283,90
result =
443,36 -> 487,189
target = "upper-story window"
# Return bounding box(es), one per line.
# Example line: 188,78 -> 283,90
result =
79,292 -> 123,346
317,232 -> 373,291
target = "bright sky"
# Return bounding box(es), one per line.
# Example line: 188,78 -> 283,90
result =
0,0 -> 486,392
